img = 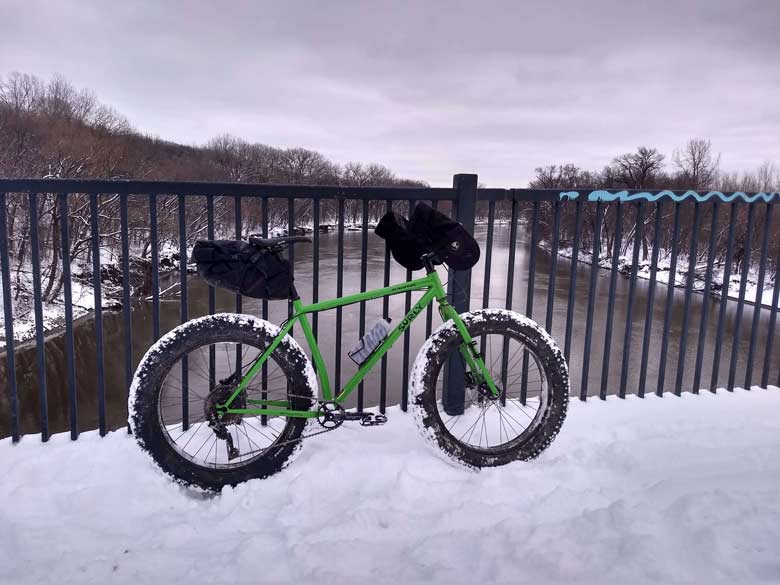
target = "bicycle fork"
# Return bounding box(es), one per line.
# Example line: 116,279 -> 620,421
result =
438,301 -> 500,399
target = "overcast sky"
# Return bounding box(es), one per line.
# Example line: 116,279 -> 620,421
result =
1,0 -> 778,186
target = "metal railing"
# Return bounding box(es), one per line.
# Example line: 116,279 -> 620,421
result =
1,175 -> 778,442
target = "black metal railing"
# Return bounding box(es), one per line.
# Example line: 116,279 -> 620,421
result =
1,176 -> 778,442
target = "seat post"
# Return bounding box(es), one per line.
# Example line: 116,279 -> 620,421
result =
421,252 -> 437,274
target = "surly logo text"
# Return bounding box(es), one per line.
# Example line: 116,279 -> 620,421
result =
399,305 -> 422,331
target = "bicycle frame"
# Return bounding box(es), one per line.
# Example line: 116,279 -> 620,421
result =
217,268 -> 499,419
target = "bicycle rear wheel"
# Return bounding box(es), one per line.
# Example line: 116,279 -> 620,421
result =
410,309 -> 569,467
129,314 -> 315,491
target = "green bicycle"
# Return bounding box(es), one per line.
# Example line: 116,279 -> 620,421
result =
129,204 -> 569,491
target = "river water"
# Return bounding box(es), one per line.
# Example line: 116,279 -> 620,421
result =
2,223 -> 778,438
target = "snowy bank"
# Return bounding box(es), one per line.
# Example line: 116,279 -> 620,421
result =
2,388 -> 780,584
0,251 -> 180,350
551,244 -> 780,310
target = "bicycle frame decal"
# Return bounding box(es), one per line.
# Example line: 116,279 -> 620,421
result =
218,269 -> 499,419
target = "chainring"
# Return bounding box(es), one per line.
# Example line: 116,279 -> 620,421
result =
316,401 -> 344,429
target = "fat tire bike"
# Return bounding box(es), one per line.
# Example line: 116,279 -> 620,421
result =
130,230 -> 570,492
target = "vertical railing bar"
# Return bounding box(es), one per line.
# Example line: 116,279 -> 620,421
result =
149,193 -> 160,341
235,195 -> 243,377
401,199 -> 415,411
482,201 -> 496,311
334,198 -> 345,392
545,199 -> 562,333
599,202 -> 623,400
745,203 -> 773,389
761,205 -> 780,388
619,201 -> 644,398
426,199 -> 440,337
710,203 -> 738,391
312,198 -> 320,342
357,199 -> 369,411
727,203 -> 756,391
692,201 -> 720,394
443,178 -> 475,415
500,199 -> 519,402
89,192 -> 106,436
520,201 -> 540,404
178,194 -> 189,430
564,200 -> 584,363
59,193 -> 78,439
480,200 -> 495,356
380,199 -> 392,413
656,201 -> 682,396
287,198 -> 295,333
29,192 -> 50,440
207,195 -> 216,393
261,197 -> 269,425
638,201 -> 663,398
505,199 -> 519,310
0,192 -> 20,441
286,198 -> 295,414
120,193 -> 132,433
674,202 -> 702,395
581,199 -> 604,401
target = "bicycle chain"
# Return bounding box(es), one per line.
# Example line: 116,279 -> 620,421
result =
217,396 -> 382,458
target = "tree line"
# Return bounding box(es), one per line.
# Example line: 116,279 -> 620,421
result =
524,141 -> 779,283
1,71 -> 778,317
0,72 -> 426,309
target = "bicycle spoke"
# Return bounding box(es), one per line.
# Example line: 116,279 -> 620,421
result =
436,330 -> 549,451
158,339 -> 299,470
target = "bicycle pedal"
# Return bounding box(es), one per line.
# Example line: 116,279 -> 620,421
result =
359,413 -> 387,426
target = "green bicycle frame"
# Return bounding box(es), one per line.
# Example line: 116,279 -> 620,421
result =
217,268 -> 499,419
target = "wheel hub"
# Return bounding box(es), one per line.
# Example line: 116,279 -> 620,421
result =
205,382 -> 246,426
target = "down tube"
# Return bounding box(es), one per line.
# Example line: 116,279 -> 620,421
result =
336,287 -> 438,403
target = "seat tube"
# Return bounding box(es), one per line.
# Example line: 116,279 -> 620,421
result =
294,299 -> 331,401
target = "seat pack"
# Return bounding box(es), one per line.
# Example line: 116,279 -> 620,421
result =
192,240 -> 293,300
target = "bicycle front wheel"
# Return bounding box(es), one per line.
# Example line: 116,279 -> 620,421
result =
410,309 -> 569,467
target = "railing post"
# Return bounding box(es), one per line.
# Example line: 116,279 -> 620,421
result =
443,173 -> 477,416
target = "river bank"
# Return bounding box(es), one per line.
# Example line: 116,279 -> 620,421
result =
547,241 -> 780,310
0,250 -> 180,351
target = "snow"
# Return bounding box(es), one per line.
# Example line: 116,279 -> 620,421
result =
552,244 -> 780,310
3,387 -> 780,584
0,264 -> 122,350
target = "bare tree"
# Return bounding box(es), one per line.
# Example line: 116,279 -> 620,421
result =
673,138 -> 720,190
610,147 -> 665,189
756,161 -> 778,191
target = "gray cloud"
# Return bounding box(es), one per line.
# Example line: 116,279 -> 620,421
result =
1,0 -> 778,185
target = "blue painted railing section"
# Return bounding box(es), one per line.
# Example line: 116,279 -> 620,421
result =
560,190 -> 780,203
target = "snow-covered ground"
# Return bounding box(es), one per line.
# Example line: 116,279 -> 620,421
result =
2,387 -> 779,585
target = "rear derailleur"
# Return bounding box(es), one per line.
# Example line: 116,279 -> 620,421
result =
205,374 -> 246,461
316,401 -> 388,429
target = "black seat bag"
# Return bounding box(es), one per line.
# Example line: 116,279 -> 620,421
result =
375,203 -> 480,271
192,240 -> 293,300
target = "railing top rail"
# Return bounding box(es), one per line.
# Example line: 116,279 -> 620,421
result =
0,179 -> 778,204
0,179 -> 454,200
